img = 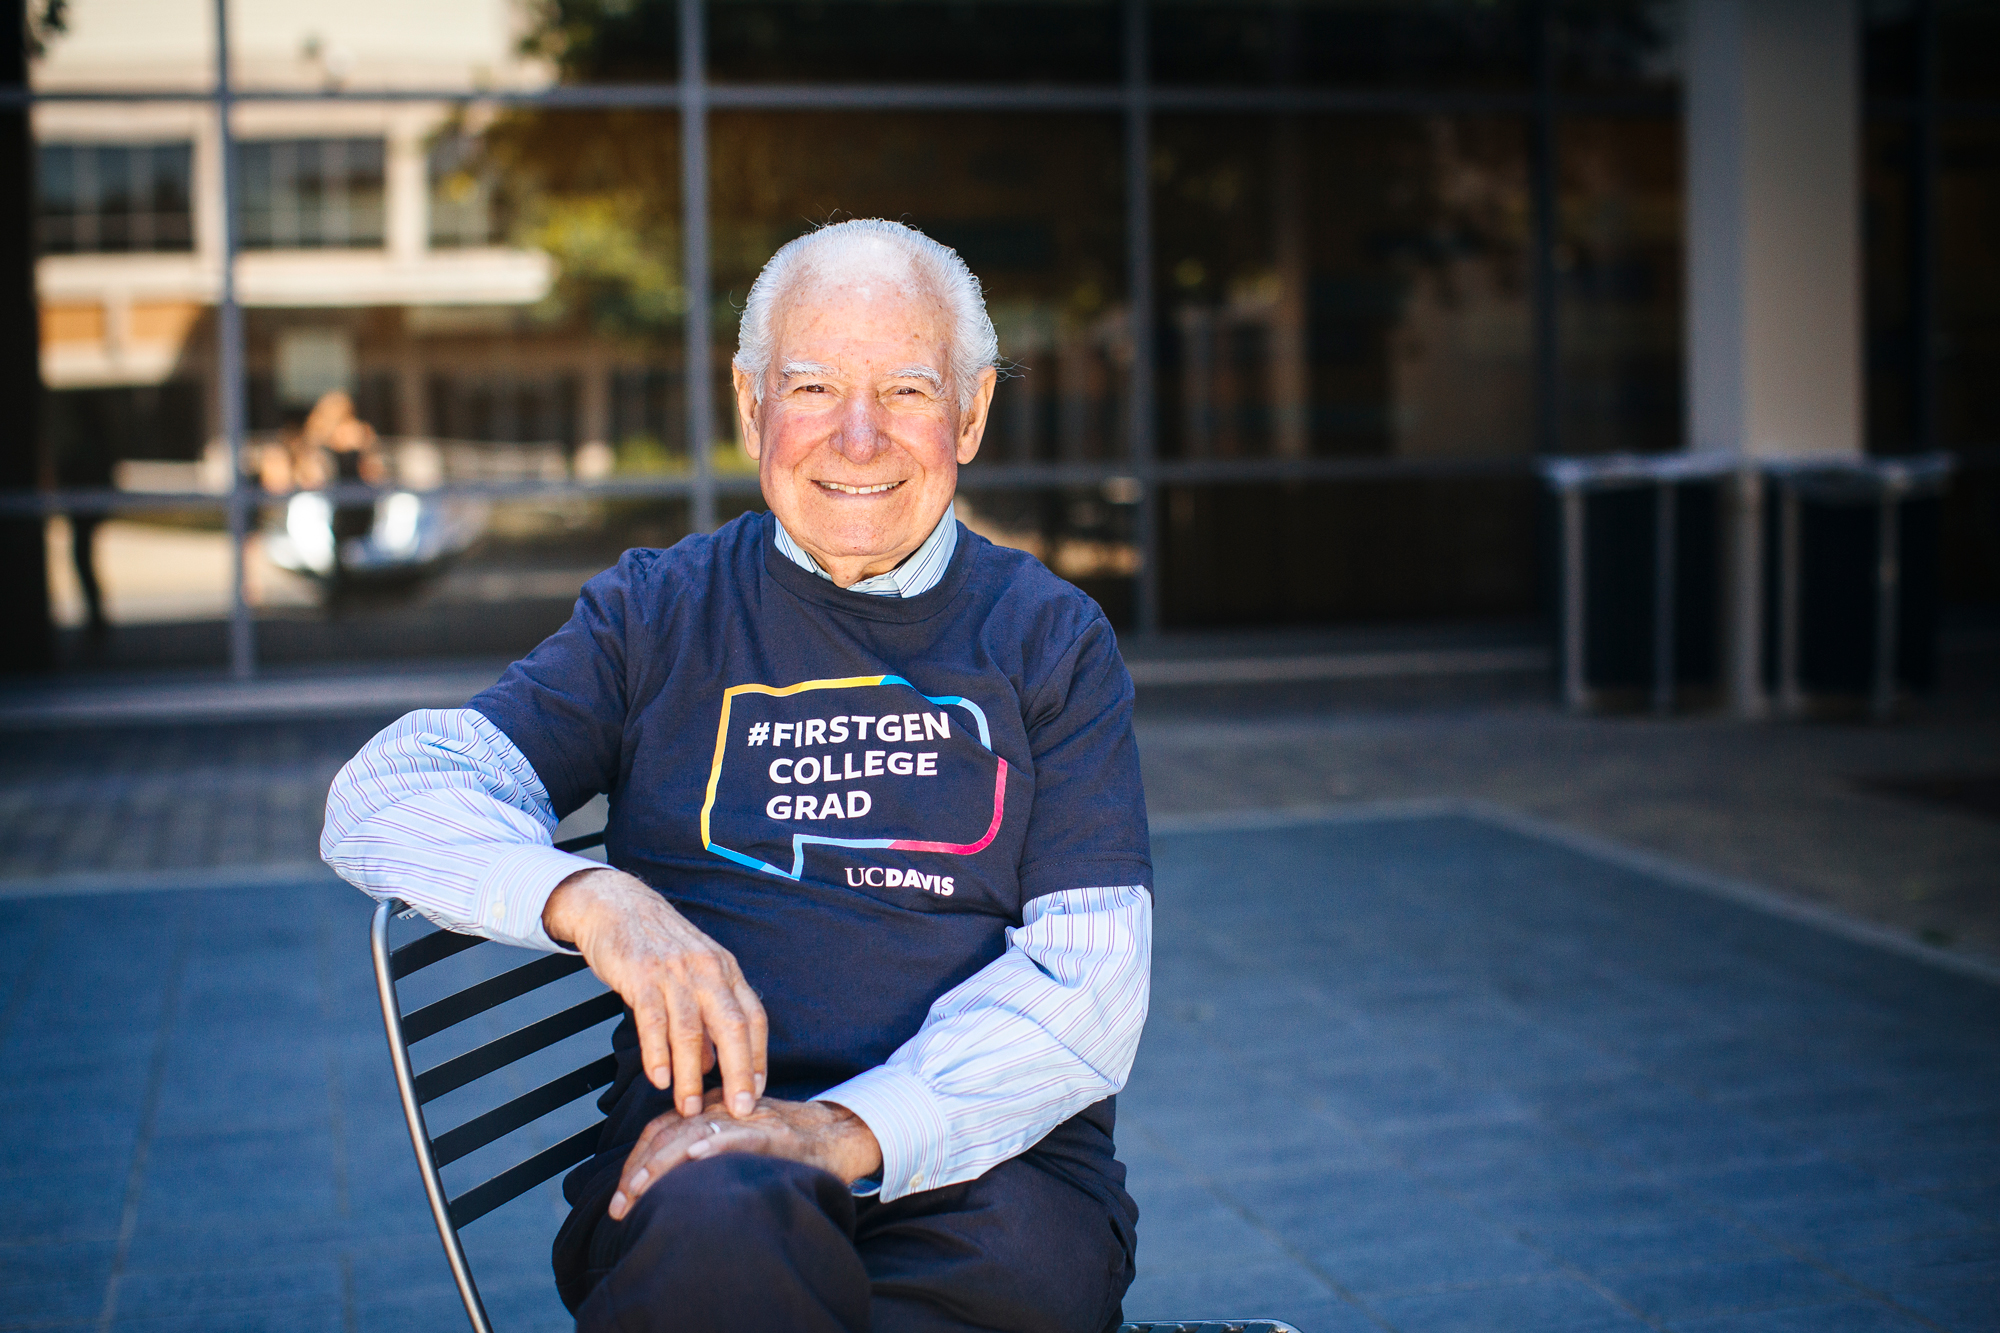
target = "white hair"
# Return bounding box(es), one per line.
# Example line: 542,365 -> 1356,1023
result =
732,218 -> 1000,411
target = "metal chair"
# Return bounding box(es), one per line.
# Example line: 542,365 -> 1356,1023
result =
370,832 -> 1299,1333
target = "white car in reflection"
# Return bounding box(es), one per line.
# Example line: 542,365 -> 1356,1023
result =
266,489 -> 488,590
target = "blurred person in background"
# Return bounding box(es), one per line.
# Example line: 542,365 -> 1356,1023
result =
259,390 -> 385,495
323,219 -> 1152,1333
55,420 -> 112,643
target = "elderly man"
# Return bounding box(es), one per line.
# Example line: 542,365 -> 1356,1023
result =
323,219 -> 1151,1332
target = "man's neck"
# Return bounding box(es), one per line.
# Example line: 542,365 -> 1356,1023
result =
772,504 -> 958,597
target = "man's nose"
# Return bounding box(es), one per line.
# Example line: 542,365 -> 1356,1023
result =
832,392 -> 889,464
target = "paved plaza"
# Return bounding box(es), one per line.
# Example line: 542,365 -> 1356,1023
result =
1,651 -> 1996,1331
1,807 -> 1995,1332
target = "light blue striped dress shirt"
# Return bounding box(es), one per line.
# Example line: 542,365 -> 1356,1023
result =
322,507 -> 1151,1203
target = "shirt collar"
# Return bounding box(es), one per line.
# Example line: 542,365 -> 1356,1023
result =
771,503 -> 958,598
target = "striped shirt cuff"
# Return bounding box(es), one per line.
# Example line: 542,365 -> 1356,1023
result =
470,843 -> 601,953
813,1063 -> 950,1203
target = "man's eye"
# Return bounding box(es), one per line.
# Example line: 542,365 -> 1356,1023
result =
799,383 -> 827,393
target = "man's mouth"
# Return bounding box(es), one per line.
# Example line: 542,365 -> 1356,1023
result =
814,479 -> 904,496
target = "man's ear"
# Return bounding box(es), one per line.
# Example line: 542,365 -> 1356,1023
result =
955,366 -> 998,466
733,366 -> 763,461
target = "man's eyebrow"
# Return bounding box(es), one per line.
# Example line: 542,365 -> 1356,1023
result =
778,360 -> 839,380
886,364 -> 944,389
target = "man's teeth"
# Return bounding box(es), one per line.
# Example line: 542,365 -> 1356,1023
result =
817,480 -> 902,495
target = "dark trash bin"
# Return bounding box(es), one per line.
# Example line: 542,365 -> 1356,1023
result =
1541,454 -> 1738,714
1761,455 -> 1953,720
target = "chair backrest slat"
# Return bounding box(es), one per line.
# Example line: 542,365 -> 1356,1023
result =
447,1121 -> 604,1230
391,926 -> 486,980
414,991 -> 625,1104
402,952 -> 592,1045
432,1053 -> 618,1168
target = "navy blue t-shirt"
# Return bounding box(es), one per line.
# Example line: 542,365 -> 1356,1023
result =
471,510 -> 1150,1193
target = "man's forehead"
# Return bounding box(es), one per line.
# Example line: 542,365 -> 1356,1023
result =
771,285 -> 952,368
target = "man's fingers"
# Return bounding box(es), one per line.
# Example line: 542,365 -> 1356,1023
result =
611,1138 -> 680,1221
611,1120 -> 701,1220
685,1125 -> 772,1163
610,1117 -> 765,1221
736,977 -> 769,1099
665,979 -> 710,1119
632,992 -> 673,1091
697,983 -> 759,1118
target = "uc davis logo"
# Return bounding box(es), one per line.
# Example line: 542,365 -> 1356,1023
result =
699,675 -> 1006,881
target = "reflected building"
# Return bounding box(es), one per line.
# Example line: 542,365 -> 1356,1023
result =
11,0 -> 1996,667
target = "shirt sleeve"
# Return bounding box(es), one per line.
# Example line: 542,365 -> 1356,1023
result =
1015,614 -> 1153,900
321,707 -> 602,952
813,882 -> 1151,1202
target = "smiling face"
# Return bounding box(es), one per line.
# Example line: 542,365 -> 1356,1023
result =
733,264 -> 996,588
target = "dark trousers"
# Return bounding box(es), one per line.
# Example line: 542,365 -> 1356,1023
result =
560,1153 -> 1134,1333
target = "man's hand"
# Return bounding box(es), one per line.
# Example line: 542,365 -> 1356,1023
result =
608,1090 -> 885,1221
543,867 -> 768,1120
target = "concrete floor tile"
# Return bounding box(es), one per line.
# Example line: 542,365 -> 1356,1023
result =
1131,1185 -> 1294,1275
7,803 -> 1999,1329
1662,1299 -> 1939,1332
1520,1211 -> 1788,1278
1309,1227 -> 1562,1297
1819,1233 -> 2000,1294
1886,1278 -> 2000,1333
1598,1256 -> 1858,1321
111,1261 -> 344,1317
0,1274 -> 107,1326
1462,1178 -> 1687,1231
1665,1157 -> 1886,1204
1122,1258 -> 1346,1329
1366,1276 -> 1649,1333
108,1307 -> 344,1333
1735,1191 -> 1989,1253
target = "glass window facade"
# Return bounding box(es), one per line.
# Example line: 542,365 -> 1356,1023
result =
36,142 -> 195,254
709,0 -> 1123,84
428,132 -> 511,249
1149,1 -> 1533,89
1153,112 -> 1533,464
15,0 -> 1997,674
238,138 -> 387,250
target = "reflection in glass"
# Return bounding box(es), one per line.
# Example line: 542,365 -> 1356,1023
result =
222,0 -> 551,95
1864,0 -> 1923,99
44,507 -> 236,634
1865,118 -> 1917,452
481,108 -> 689,474
1940,0 -> 2000,100
711,111 -> 1128,464
1550,1 -> 1679,94
429,131 -> 513,249
708,0 -> 1120,84
37,143 -> 195,254
1939,118 -> 1999,449
244,498 -> 692,666
957,486 -> 1140,628
516,0 -> 679,84
228,109 -> 688,498
1154,113 -> 1532,462
238,138 -> 387,250
1162,478 -> 1540,626
186,109 -> 688,662
1150,0 -> 1531,89
1555,115 -> 1681,455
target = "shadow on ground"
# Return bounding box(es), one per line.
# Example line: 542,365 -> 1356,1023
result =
1,812 -> 1995,1332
